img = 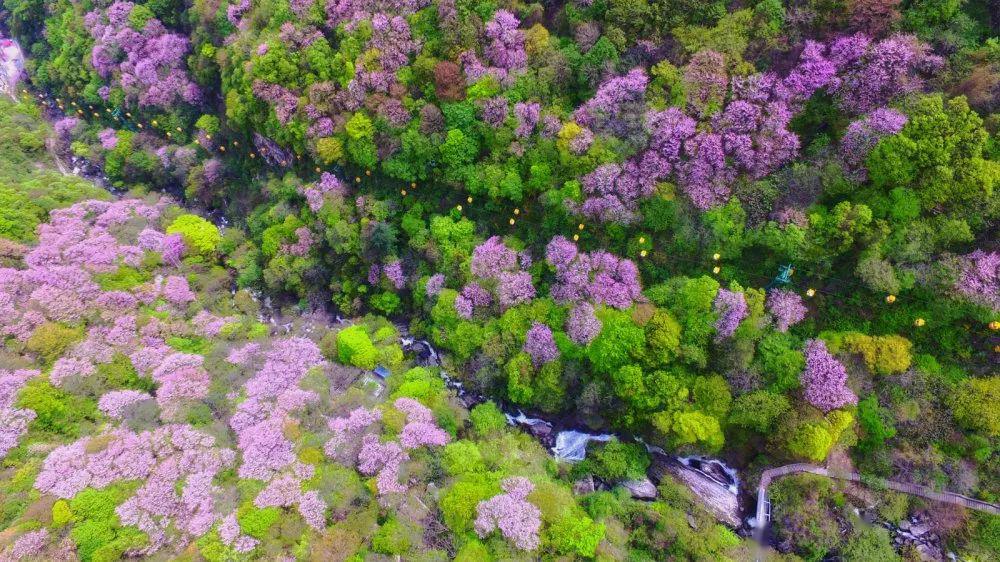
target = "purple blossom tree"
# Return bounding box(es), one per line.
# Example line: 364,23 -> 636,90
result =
767,290 -> 808,332
523,323 -> 559,366
840,108 -> 908,179
475,477 -> 541,551
713,288 -> 748,339
801,339 -> 857,412
956,250 -> 1000,312
566,302 -> 601,345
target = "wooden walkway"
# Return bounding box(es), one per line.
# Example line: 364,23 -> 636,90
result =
754,463 -> 1000,539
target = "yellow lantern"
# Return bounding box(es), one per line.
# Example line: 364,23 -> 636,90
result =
578,223 -> 585,230
365,169 -> 371,176
639,237 -> 645,244
411,182 -> 416,188
315,167 -> 321,173
712,253 -> 721,261
806,288 -> 816,297
218,145 -> 225,152
640,250 -> 648,258
712,266 -> 721,274
988,321 -> 1000,331
401,189 -> 407,196
151,120 -> 158,126
355,177 -> 361,183
573,234 -> 579,241
467,196 -> 473,204
514,208 -> 520,215
176,127 -> 182,132
914,318 -> 925,327
456,205 -> 463,212
509,218 -> 515,226
886,294 -> 896,304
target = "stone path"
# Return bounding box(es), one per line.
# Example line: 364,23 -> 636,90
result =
754,463 -> 1000,539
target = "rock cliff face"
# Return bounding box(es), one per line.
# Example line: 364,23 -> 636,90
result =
649,455 -> 742,528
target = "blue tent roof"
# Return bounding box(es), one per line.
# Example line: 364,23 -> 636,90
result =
373,365 -> 390,379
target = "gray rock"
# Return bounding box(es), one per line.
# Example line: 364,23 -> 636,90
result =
911,523 -> 930,537
622,478 -> 657,500
899,519 -> 912,531
573,476 -> 595,496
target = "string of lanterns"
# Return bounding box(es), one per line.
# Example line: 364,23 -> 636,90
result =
22,90 -> 1000,344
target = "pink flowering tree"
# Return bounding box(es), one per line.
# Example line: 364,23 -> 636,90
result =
801,339 -> 858,412
955,250 -> 1000,312
85,1 -> 201,108
546,236 -> 642,310
523,323 -> 559,366
766,290 -> 808,332
474,477 -> 542,551
455,237 -> 536,318
713,288 -> 748,340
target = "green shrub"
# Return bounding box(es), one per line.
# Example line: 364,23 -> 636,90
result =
25,322 -> 84,364
166,214 -> 221,255
237,505 -> 281,539
469,401 -> 507,437
336,325 -> 378,369
17,378 -> 97,437
587,440 -> 650,481
371,517 -> 411,555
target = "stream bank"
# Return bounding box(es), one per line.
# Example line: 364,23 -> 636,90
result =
400,336 -> 749,530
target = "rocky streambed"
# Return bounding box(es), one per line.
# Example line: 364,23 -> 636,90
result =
400,337 -> 748,529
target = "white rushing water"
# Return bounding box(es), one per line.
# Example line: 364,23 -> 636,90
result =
551,430 -> 615,462
400,325 -> 743,495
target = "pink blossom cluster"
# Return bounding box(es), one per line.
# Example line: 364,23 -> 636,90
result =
98,389 -> 153,419
425,273 -> 445,297
840,108 -> 908,179
230,338 -> 325,482
281,227 -> 315,257
566,302 -> 601,345
85,1 -> 201,108
299,172 -> 347,212
334,13 -> 421,115
0,369 -> 38,459
766,289 -> 808,332
254,472 -> 326,530
151,352 -> 210,419
955,250 -> 1000,312
4,529 -> 50,559
395,397 -> 449,449
523,323 -> 559,366
324,406 -> 382,461
474,477 -> 542,551
571,34 -> 936,214
545,236 -> 642,309
324,0 -> 430,28
191,310 -> 237,337
357,434 -> 409,494
457,237 -> 536,317
801,339 -> 857,412
219,512 -> 259,553
461,10 -> 526,86
35,425 -> 235,551
713,288 -> 748,340
1,199 -> 167,342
